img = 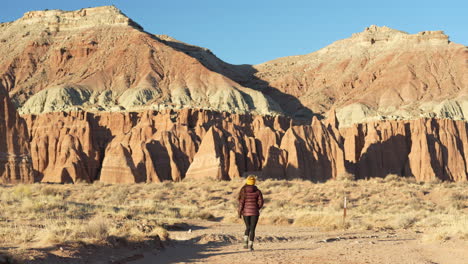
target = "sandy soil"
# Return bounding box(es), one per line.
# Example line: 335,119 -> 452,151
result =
129,220 -> 467,264
11,220 -> 467,264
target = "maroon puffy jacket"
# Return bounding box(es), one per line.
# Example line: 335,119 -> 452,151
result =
238,185 -> 264,216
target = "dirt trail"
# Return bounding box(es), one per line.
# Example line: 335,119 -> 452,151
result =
126,221 -> 468,264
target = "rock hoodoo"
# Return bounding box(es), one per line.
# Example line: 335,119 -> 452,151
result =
0,85 -> 33,183
341,118 -> 468,182
17,109 -> 468,183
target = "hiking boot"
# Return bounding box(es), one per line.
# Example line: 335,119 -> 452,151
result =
248,240 -> 254,251
243,235 -> 248,249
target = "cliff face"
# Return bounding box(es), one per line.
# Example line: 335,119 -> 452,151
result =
23,109 -> 292,183
24,112 -> 100,183
0,85 -> 33,183
341,119 -> 468,182
18,6 -> 143,31
18,108 -> 467,184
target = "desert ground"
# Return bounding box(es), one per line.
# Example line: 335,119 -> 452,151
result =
0,177 -> 467,263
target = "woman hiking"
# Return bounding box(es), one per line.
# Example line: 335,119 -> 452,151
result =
238,175 -> 264,251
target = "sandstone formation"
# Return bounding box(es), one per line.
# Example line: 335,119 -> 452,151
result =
341,118 -> 468,182
0,85 -> 33,183
24,112 -> 99,183
0,6 -> 280,116
406,119 -> 468,182
21,109 -> 284,183
23,109 -> 352,183
1,7 -> 467,184
250,25 -> 467,123
1,7 -> 466,127
18,107 -> 467,184
262,117 -> 346,181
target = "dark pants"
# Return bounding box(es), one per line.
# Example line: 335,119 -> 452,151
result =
243,215 -> 259,241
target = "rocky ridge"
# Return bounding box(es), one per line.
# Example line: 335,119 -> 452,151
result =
0,6 -> 280,116
17,5 -> 143,31
0,7 -> 466,126
251,25 -> 467,124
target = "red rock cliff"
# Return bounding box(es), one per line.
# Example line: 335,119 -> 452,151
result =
341,119 -> 468,182
0,85 -> 33,183
20,109 -> 468,184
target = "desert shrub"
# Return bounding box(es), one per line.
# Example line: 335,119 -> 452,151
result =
40,186 -> 63,197
450,193 -> 468,210
404,198 -> 424,211
450,193 -> 467,201
21,196 -> 68,215
196,211 -> 216,221
38,220 -> 76,244
12,184 -> 32,199
2,178 -> 468,257
337,172 -> 356,181
423,230 -> 451,242
268,199 -> 288,210
418,216 -> 441,228
330,198 -> 345,211
107,188 -> 129,205
393,214 -> 419,229
82,216 -> 109,242
294,213 -> 343,230
422,215 -> 468,241
451,201 -> 466,210
149,226 -> 169,240
260,215 -> 293,225
402,177 -> 417,184
12,225 -> 36,244
429,178 -> 443,184
384,174 -> 401,182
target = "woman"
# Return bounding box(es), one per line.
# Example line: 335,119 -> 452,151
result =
238,175 -> 264,251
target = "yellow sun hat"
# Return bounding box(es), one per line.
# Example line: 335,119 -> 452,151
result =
246,175 -> 256,185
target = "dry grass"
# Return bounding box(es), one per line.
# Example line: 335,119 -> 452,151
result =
0,177 -> 467,252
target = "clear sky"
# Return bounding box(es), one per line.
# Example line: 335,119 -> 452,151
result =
2,0 -> 467,65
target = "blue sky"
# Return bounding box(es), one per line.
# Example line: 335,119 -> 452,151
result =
2,0 -> 467,65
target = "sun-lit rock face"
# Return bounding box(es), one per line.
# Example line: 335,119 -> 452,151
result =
262,116 -> 346,182
3,7 -> 466,126
341,118 -> 468,182
21,109 -> 292,183
0,6 -> 281,116
0,85 -> 33,183
19,107 -> 467,184
251,25 -> 467,123
18,6 -> 143,31
24,111 -> 100,183
2,7 -> 467,184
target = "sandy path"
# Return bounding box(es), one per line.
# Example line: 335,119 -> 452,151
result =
128,221 -> 468,264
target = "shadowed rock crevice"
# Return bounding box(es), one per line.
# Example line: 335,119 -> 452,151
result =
355,134 -> 412,179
